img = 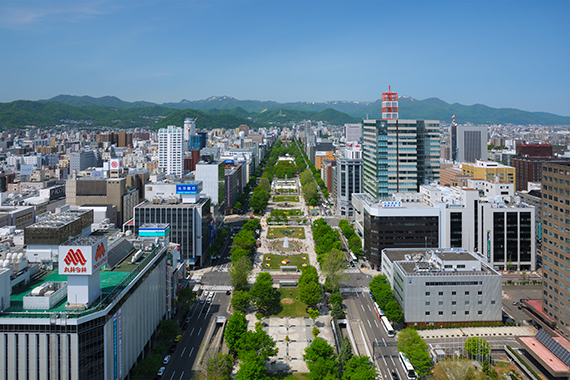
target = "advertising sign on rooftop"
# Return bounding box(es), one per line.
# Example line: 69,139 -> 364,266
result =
58,237 -> 108,276
176,182 -> 202,195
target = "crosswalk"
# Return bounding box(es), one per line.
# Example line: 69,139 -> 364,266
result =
212,263 -> 231,272
202,285 -> 233,291
340,287 -> 370,293
344,268 -> 361,274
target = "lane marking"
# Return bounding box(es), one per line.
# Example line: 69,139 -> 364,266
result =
361,304 -> 365,312
367,304 -> 372,311
181,347 -> 186,357
374,319 -> 379,328
198,327 -> 202,336
367,319 -> 372,328
179,371 -> 184,380
170,372 -> 176,380
189,347 -> 194,358
189,328 -> 195,336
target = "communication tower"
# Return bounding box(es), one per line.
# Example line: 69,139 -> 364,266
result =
382,86 -> 398,120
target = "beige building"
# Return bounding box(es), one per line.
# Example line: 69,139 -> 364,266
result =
462,160 -> 516,184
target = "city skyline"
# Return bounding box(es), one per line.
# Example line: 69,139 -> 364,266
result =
1,0 -> 569,116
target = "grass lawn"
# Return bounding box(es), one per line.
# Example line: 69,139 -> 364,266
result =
263,254 -> 309,270
271,287 -> 309,318
267,227 -> 306,239
273,195 -> 299,202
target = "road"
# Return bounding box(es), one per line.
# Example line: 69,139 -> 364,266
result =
342,273 -> 404,380
160,284 -> 232,379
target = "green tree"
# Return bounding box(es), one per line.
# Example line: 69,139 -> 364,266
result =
299,265 -> 319,286
304,337 -> 340,380
331,302 -> 345,319
194,352 -> 233,380
250,189 -> 270,214
225,311 -> 247,355
234,352 -> 266,380
300,169 -> 314,185
398,328 -> 432,377
464,337 -> 490,362
177,287 -> 197,314
251,272 -> 276,313
321,248 -> 349,293
230,247 -> 249,263
342,355 -> 377,380
303,182 -> 319,203
384,299 -> 404,324
312,327 -> 321,338
339,337 -> 353,369
258,177 -> 271,193
234,201 -> 242,212
229,256 -> 252,292
432,358 -> 487,380
308,307 -> 320,323
238,322 -> 278,361
330,292 -> 343,306
300,280 -> 322,306
132,354 -> 162,379
230,290 -> 250,313
158,319 -> 178,343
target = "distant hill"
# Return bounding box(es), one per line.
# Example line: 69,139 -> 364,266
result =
32,94 -> 570,126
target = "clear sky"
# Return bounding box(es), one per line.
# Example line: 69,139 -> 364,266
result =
1,0 -> 569,115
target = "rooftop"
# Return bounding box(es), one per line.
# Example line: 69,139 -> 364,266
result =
0,243 -> 163,319
62,235 -> 104,246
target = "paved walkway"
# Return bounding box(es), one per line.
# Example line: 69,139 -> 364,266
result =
416,325 -> 536,339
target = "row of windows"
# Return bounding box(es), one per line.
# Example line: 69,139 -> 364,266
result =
425,310 -> 483,316
426,290 -> 484,296
425,282 -> 483,287
426,300 -> 489,306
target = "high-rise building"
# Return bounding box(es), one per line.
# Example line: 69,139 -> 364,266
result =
362,119 -> 440,199
159,125 -> 183,177
450,118 -> 488,163
344,123 -> 362,143
334,158 -> 362,218
69,150 -> 98,172
541,162 -> 570,328
184,118 -> 196,148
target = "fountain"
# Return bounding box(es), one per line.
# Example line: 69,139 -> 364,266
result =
283,236 -> 289,248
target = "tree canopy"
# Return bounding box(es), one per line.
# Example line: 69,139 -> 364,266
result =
397,328 -> 432,377
304,337 -> 340,380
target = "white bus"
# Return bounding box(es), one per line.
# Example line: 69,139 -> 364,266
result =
398,352 -> 417,380
380,316 -> 395,337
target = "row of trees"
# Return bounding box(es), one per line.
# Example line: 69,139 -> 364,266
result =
208,226 -> 230,259
304,337 -> 377,380
300,169 -> 320,205
224,311 -> 278,380
299,265 -> 322,306
369,275 -> 403,323
295,138 -> 330,199
312,218 -> 342,259
397,328 -> 433,378
338,220 -> 363,257
132,319 -> 179,378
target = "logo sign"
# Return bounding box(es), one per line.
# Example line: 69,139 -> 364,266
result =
224,159 -> 234,164
49,185 -> 65,200
59,237 -> 107,275
110,159 -> 122,169
176,182 -> 202,195
381,201 -> 402,208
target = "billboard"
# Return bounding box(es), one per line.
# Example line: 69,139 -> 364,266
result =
49,185 -> 65,201
176,182 -> 203,195
110,159 -> 122,170
381,201 -> 402,208
58,237 -> 108,275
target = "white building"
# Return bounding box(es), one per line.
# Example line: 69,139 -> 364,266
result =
382,247 -> 502,325
451,125 -> 488,163
158,126 -> 183,177
344,123 -> 362,143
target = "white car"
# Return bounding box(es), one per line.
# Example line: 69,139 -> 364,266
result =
163,355 -> 171,364
203,291 -> 209,298
157,367 -> 166,377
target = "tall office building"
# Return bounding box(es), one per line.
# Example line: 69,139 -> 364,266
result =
362,119 -> 440,199
541,162 -> 570,329
69,150 -> 98,172
334,158 -> 362,218
159,125 -> 183,177
184,118 -> 196,149
450,116 -> 488,163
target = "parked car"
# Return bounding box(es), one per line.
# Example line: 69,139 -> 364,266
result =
174,335 -> 182,342
163,355 -> 171,364
392,370 -> 399,380
157,367 -> 166,377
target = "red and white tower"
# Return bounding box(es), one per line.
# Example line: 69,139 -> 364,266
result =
382,86 -> 398,120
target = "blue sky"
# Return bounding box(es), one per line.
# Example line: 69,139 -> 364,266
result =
1,0 -> 569,116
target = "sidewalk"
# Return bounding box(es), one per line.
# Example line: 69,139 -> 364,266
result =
415,325 -> 536,339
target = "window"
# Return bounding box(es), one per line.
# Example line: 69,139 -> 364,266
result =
465,311 -> 470,315
465,291 -> 470,295
438,311 -> 443,315
465,301 -> 470,305
478,291 -> 483,295
478,311 -> 483,315
439,301 -> 443,306
451,301 -> 456,305
439,291 -> 443,296
425,311 -> 430,316
452,291 -> 456,296
425,292 -> 430,296
452,311 -> 457,315
478,301 -> 483,305
425,302 -> 430,306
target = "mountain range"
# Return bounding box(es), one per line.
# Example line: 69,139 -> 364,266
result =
45,94 -> 570,125
0,95 -> 568,129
